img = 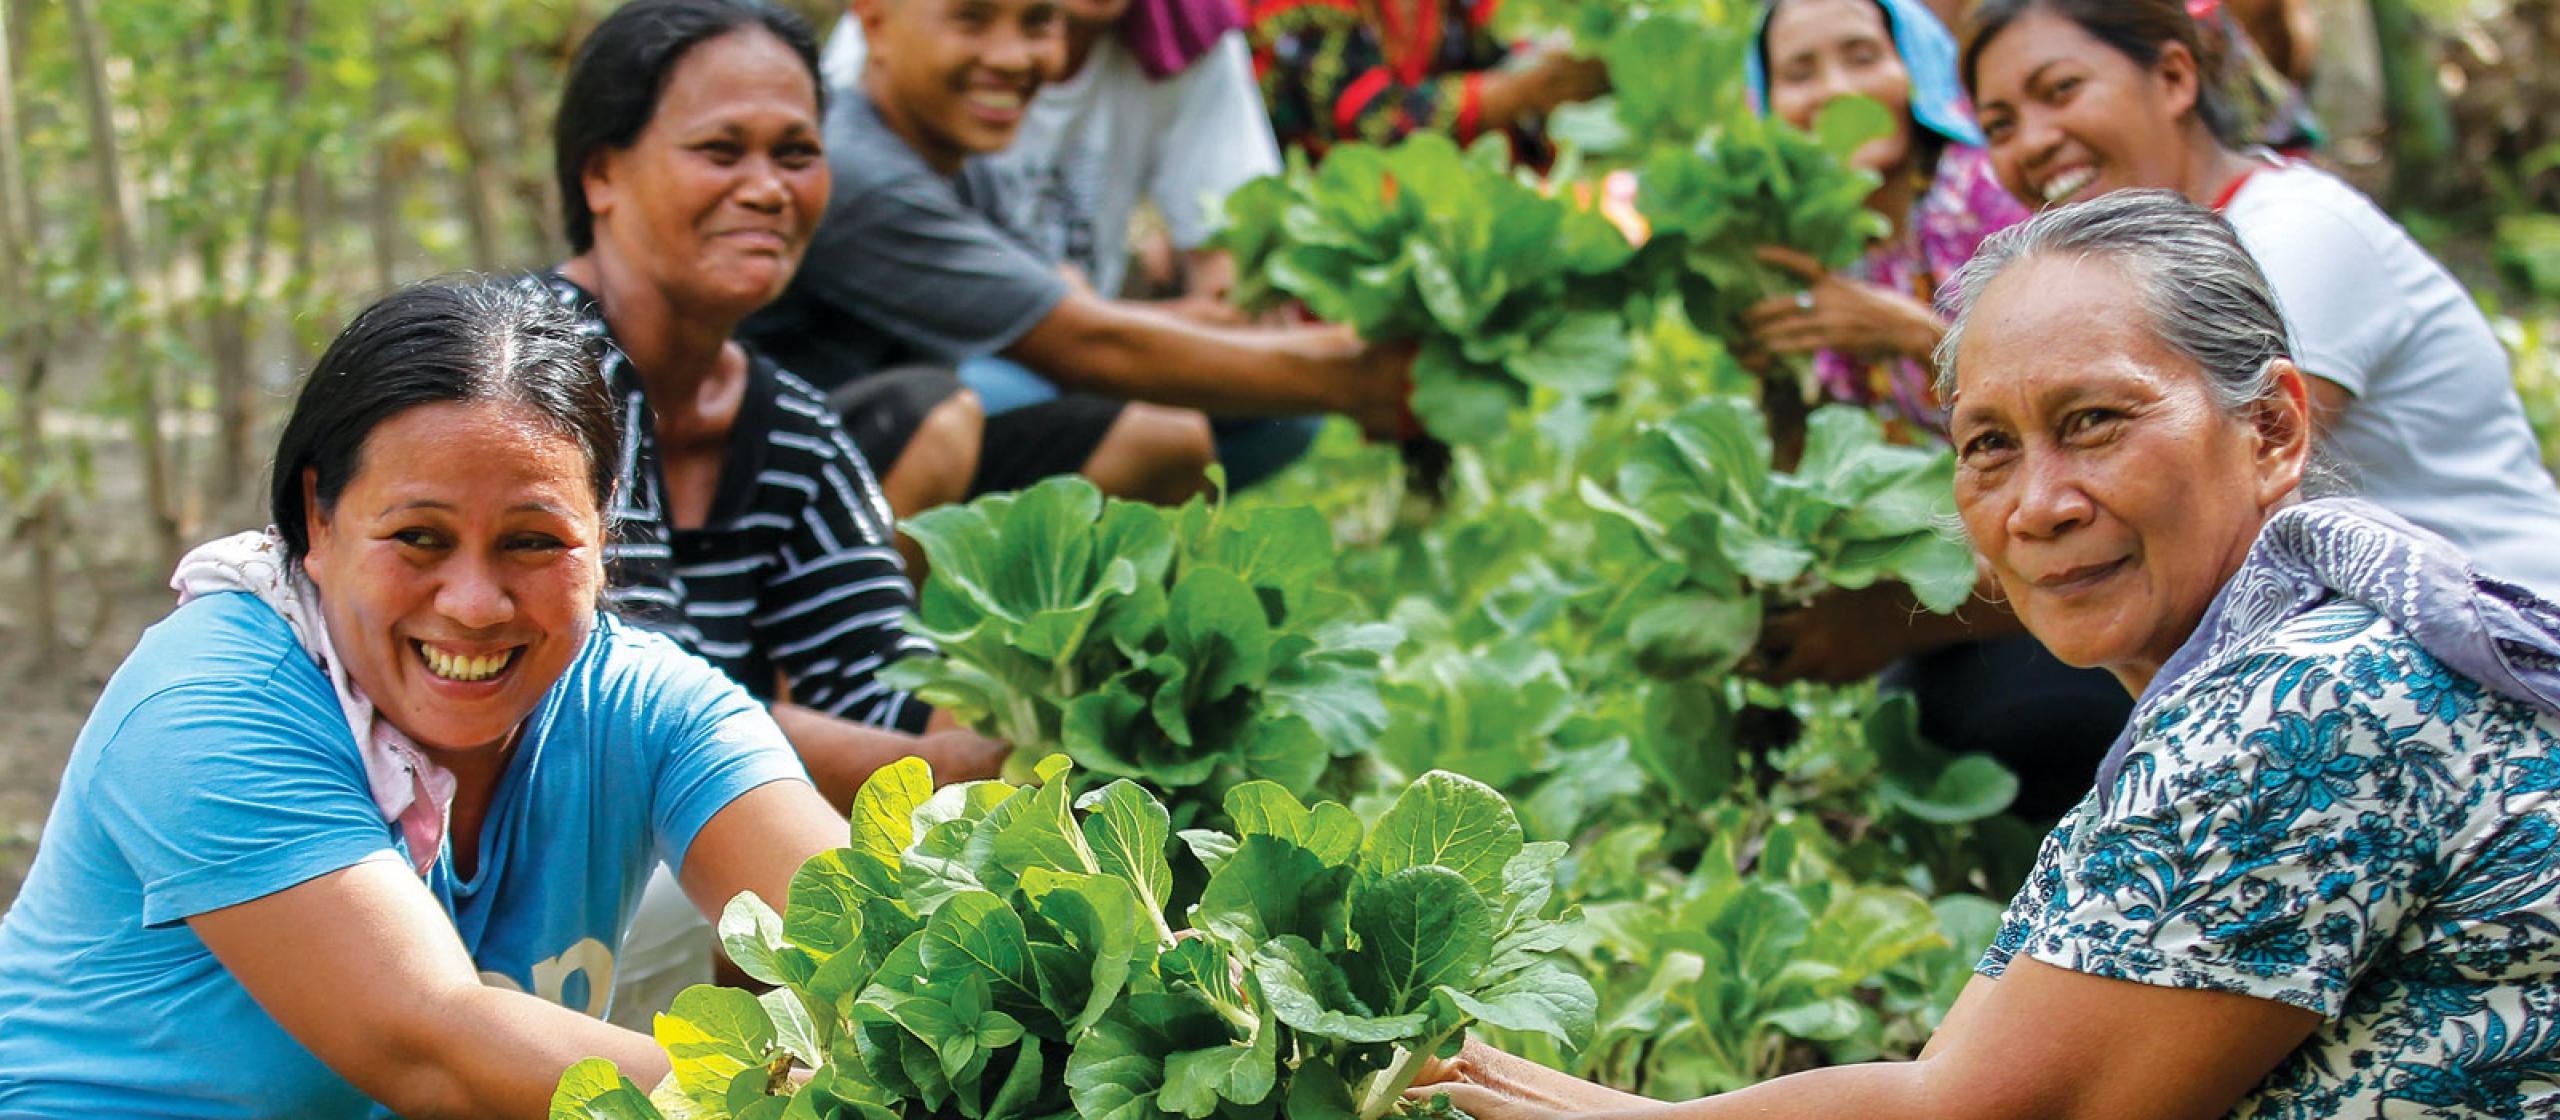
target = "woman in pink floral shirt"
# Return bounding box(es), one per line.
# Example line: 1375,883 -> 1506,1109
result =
1742,0 -> 2032,440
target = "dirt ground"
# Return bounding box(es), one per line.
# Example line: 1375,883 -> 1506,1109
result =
0,568 -> 166,908
0,422 -> 266,910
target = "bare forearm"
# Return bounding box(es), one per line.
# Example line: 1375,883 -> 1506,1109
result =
770,701 -> 931,810
1010,299 -> 1361,416
1598,1060 -> 1947,1120
394,986 -> 670,1119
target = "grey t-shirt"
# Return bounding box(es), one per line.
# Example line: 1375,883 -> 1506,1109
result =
742,91 -> 1070,391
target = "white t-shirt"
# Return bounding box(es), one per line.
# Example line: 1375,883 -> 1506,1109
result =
2227,163 -> 2560,592
825,20 -> 1282,298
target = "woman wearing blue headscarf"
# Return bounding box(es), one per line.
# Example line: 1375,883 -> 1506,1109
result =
1738,0 -> 2030,440
1729,0 -> 2125,824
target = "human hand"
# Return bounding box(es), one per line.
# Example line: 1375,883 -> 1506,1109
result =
1161,292 -> 1252,327
1531,48 -> 1612,111
1741,246 -> 1945,361
1405,1038 -> 1647,1120
919,727 -> 1009,783
1324,328 -> 1419,441
1739,583 -> 1927,686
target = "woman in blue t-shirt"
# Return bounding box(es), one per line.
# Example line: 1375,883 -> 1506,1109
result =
0,279 -> 849,1117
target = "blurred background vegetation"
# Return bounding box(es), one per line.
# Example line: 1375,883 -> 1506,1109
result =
0,0 -> 2556,887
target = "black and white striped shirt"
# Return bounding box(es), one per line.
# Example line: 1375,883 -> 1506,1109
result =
539,274 -> 933,734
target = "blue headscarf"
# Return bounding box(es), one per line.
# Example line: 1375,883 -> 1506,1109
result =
1747,0 -> 1985,148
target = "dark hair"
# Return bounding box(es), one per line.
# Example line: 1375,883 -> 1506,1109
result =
1758,0 -> 1949,182
554,0 -> 824,253
270,277 -> 621,563
1959,0 -> 2237,146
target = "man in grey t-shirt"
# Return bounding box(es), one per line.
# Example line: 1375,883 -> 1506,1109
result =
745,0 -> 1411,502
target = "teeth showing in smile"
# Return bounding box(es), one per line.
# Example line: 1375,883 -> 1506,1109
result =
965,90 -> 1024,113
2042,167 -> 2097,205
418,643 -> 516,683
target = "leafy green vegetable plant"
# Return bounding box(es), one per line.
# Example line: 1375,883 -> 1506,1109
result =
550,759 -> 1598,1120
1213,133 -> 1640,445
1580,397 -> 1976,679
1630,97 -> 1892,396
879,476 -> 1399,827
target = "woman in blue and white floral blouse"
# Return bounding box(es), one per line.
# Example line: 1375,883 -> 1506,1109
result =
1417,191 -> 2560,1118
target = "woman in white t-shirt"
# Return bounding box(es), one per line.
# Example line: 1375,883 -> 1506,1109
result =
1962,0 -> 2560,593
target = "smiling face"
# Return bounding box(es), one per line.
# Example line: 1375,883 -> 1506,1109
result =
1764,0 -> 1914,175
301,400 -> 606,758
860,0 -> 1065,173
1970,8 -> 2201,209
582,28 -> 827,323
1948,254 -> 2304,691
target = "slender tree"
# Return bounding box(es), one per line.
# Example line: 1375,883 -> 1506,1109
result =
0,0 -> 62,654
63,0 -> 181,565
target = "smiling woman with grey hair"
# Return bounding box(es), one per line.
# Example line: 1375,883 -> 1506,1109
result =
1413,191 -> 2560,1120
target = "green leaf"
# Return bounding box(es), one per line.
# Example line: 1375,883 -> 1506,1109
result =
1811,95 -> 1895,164
1507,310 -> 1629,398
993,764 -> 1098,880
1347,865 -> 1495,1014
761,986 -> 825,1069
1018,867 -> 1147,1039
656,985 -> 778,1112
1435,960 -> 1597,1047
720,892 -> 793,987
920,892 -> 1050,1026
1284,1060 -> 1360,1120
1626,591 -> 1762,680
1157,1000 -> 1279,1116
1064,993 -> 1238,1120
1079,780 -> 1176,923
1252,936 -> 1427,1044
551,1058 -> 667,1120
1222,782 -> 1362,866
1363,771 -> 1524,902
1197,833 -> 1354,945
1635,679 -> 1739,806
852,756 -> 935,871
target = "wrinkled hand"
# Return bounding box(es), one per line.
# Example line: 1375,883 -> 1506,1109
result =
1739,583 -> 1927,686
1406,1038 -> 1646,1120
1741,246 -> 1944,361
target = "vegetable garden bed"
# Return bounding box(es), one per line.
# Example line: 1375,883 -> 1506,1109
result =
551,4 -> 2037,1117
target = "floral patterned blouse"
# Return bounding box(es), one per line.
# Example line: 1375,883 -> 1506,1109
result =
1815,143 -> 2030,441
1982,599 -> 2560,1117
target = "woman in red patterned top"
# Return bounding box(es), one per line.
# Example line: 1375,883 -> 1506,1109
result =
1244,0 -> 1607,162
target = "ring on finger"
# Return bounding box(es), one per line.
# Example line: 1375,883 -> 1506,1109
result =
1793,290 -> 1816,312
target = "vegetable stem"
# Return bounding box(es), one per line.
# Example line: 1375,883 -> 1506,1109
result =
1357,1026 -> 1459,1120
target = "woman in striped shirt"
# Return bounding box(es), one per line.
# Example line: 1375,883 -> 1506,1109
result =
544,0 -> 1010,1028
542,0 -> 1006,799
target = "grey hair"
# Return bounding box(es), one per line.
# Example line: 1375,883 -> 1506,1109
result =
1933,190 -> 2291,411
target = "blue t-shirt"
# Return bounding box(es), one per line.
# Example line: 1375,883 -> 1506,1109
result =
0,592 -> 809,1116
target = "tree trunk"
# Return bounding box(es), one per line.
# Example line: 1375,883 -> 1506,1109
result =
2368,0 -> 2457,207
0,0 -> 61,655
209,0 -> 313,501
502,43 -> 564,253
446,19 -> 504,267
63,0 -> 182,564
369,24 -> 404,292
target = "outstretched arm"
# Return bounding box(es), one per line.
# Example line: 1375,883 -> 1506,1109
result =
191,860 -> 673,1120
1423,961 -> 2317,1120
1006,289 -> 1412,437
